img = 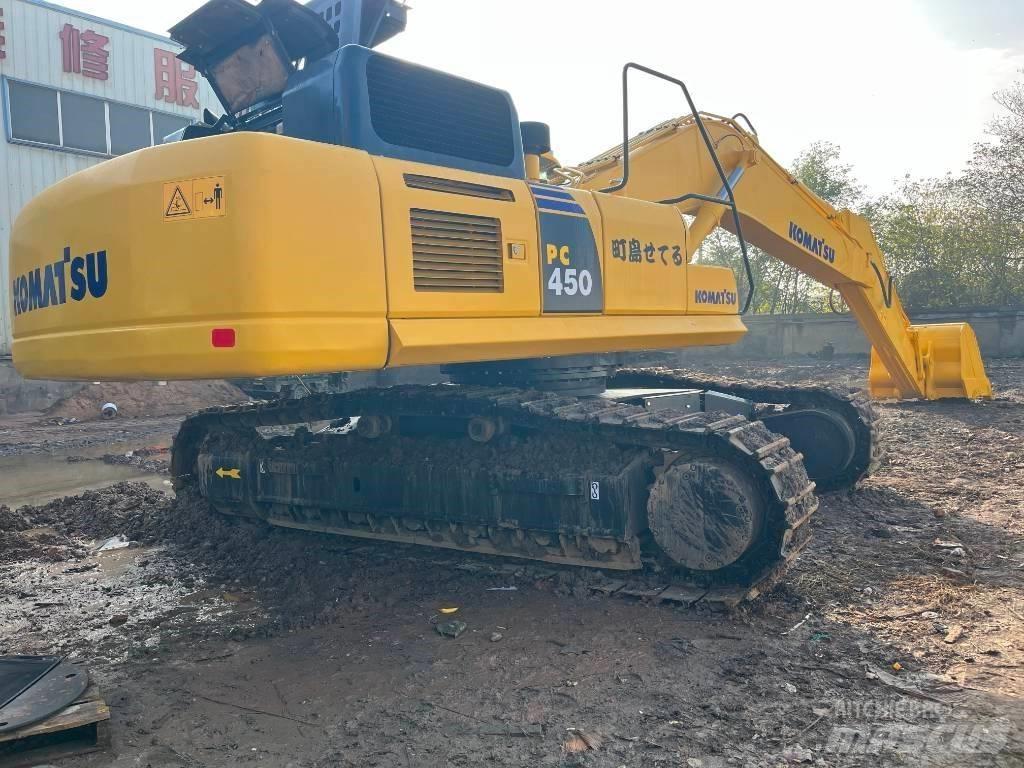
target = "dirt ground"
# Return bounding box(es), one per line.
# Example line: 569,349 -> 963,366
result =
1,358 -> 1022,767
47,381 -> 249,422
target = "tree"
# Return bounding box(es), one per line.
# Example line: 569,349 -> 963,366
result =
965,78 -> 1024,227
866,78 -> 1024,310
791,141 -> 865,210
869,173 -> 1024,309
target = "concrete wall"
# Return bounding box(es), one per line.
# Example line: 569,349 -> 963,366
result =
684,307 -> 1024,360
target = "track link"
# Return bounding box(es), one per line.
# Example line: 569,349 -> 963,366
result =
171,378 -> 819,607
611,367 -> 881,491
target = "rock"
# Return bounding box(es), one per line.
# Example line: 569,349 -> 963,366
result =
97,535 -> 130,552
939,567 -> 970,582
109,614 -> 129,627
436,620 -> 467,638
781,744 -> 814,763
944,625 -> 964,644
490,632 -> 503,642
782,682 -> 797,694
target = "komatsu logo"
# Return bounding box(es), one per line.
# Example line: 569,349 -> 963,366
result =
788,221 -> 836,263
694,288 -> 737,306
11,247 -> 108,316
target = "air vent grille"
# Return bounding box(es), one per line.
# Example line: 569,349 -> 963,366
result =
411,209 -> 504,293
404,174 -> 515,202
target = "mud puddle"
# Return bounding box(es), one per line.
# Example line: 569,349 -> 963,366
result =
0,450 -> 169,507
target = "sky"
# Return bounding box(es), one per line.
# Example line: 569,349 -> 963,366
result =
60,0 -> 1024,196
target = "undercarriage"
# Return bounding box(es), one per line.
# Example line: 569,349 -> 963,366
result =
170,368 -> 878,606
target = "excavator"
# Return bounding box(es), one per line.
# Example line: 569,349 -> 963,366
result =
9,0 -> 992,604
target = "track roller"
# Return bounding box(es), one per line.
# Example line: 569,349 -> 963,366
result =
648,455 -> 765,571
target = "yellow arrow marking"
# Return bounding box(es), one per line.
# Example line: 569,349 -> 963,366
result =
216,467 -> 241,480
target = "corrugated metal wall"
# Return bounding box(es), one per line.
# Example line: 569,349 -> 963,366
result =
0,0 -> 217,356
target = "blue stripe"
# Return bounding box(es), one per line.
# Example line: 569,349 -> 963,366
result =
530,184 -> 574,200
537,198 -> 586,215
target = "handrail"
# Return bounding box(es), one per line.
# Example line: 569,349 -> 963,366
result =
599,63 -> 756,313
730,112 -> 758,137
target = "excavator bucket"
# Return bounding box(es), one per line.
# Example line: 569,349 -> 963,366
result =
869,323 -> 992,400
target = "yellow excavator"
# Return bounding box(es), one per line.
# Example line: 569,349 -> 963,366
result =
9,0 -> 991,603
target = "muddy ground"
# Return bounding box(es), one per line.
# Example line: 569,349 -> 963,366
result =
1,358 -> 1022,767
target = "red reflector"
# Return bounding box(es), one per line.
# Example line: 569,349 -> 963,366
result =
211,328 -> 236,348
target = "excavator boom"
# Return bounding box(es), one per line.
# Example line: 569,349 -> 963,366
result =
574,110 -> 991,400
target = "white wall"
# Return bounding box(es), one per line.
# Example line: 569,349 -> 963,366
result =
0,0 -> 217,355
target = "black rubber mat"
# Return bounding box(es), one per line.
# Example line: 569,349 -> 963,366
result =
0,656 -> 62,710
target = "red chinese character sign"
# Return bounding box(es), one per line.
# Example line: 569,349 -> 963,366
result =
0,7 -> 7,61
155,48 -> 199,109
60,23 -> 110,80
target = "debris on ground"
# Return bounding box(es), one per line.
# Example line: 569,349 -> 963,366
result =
436,619 -> 468,638
96,534 -> 130,552
0,357 -> 1022,766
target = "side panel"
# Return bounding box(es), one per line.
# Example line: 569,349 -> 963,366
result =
532,185 -> 604,314
387,314 -> 747,367
593,193 -> 690,315
687,264 -> 741,314
11,133 -> 389,380
373,156 -> 539,319
11,134 -> 749,382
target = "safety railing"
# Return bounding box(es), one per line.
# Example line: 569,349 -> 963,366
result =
599,63 -> 756,313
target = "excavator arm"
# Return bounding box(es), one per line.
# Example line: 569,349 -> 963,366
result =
574,113 -> 992,400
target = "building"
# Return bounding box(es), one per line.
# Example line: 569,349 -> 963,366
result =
0,0 -> 217,360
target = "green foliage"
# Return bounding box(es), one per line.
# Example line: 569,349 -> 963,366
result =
791,141 -> 865,210
867,76 -> 1024,310
868,175 -> 1024,309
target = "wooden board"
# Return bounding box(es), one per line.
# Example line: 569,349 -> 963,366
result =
0,683 -> 110,768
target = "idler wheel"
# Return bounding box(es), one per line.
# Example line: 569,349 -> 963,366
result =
760,407 -> 856,490
647,456 -> 764,571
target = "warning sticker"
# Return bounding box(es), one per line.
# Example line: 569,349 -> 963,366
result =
163,176 -> 226,221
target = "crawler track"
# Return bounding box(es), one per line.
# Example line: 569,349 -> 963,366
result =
612,367 -> 881,491
171,379 -> 820,607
